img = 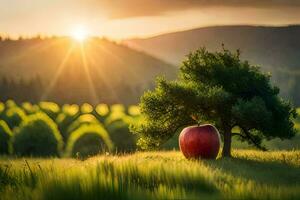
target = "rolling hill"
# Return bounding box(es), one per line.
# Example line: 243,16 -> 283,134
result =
0,37 -> 176,105
124,25 -> 300,106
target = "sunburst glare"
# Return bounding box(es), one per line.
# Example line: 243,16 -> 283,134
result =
71,25 -> 89,42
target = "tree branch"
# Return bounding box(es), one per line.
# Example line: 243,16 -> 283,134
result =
232,132 -> 247,140
240,127 -> 267,151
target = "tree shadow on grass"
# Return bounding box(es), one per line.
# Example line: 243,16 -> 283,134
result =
204,157 -> 300,186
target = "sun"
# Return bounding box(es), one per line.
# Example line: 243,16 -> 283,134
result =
71,26 -> 89,42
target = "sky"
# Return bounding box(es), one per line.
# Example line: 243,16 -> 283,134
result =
1,0 -> 300,39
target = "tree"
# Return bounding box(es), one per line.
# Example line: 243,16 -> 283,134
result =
131,47 -> 297,157
12,112 -> 63,157
0,120 -> 13,154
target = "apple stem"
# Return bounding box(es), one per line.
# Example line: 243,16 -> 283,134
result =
191,115 -> 201,126
197,120 -> 201,126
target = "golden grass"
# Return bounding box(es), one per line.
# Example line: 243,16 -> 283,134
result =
1,150 -> 300,200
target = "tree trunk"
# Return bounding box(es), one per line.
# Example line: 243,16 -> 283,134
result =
222,131 -> 232,157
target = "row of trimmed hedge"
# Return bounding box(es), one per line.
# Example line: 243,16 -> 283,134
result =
0,100 -> 141,158
0,113 -> 112,157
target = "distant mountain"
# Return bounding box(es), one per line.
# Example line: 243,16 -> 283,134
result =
0,37 -> 176,105
124,25 -> 300,106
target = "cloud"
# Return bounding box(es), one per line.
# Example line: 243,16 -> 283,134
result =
88,0 -> 300,19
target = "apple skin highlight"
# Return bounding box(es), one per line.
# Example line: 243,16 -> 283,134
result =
179,124 -> 221,159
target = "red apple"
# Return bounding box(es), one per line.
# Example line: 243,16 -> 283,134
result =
179,124 -> 220,159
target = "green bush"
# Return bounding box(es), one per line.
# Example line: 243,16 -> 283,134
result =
66,124 -> 113,158
12,112 -> 63,157
107,119 -> 137,152
55,104 -> 80,142
127,105 -> 140,116
5,100 -> 16,108
80,103 -> 93,114
66,114 -> 99,136
94,104 -> 110,123
39,101 -> 60,120
95,104 -> 110,116
105,105 -> 126,125
0,120 -> 13,154
62,104 -> 79,116
21,102 -> 39,114
0,102 -> 4,115
3,107 -> 27,129
111,104 -> 125,113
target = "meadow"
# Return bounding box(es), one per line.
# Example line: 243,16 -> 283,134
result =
2,2 -> 300,199
0,100 -> 300,199
1,150 -> 300,200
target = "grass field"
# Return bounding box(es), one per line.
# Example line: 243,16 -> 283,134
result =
1,150 -> 300,200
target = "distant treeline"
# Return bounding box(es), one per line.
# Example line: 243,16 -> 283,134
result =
0,35 -> 64,43
0,72 -> 299,106
0,72 -> 299,107
0,76 -> 43,103
0,76 -> 152,105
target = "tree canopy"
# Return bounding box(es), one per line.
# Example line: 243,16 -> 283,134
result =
131,47 -> 297,157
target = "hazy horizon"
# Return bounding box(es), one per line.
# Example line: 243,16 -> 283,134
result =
2,24 -> 300,41
2,0 -> 300,39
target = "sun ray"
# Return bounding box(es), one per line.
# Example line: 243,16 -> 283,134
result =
40,43 -> 75,101
79,43 -> 99,104
85,49 -> 121,103
90,39 -> 142,83
4,38 -> 65,67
